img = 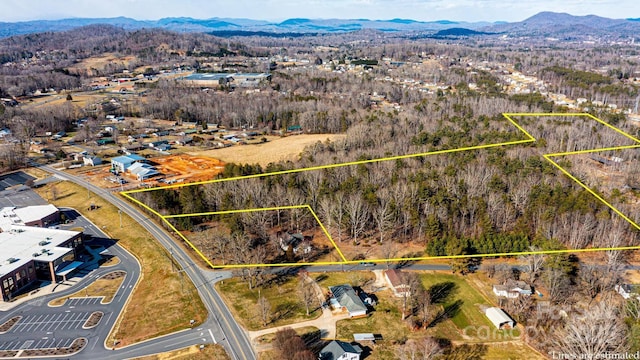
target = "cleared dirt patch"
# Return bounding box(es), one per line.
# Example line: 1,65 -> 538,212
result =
152,154 -> 225,183
0,316 -> 21,333
190,134 -> 345,167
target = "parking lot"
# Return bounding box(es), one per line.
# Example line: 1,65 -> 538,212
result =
0,338 -> 76,351
8,312 -> 92,334
66,297 -> 103,307
0,171 -> 34,191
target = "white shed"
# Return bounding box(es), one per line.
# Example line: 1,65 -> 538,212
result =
485,307 -> 514,329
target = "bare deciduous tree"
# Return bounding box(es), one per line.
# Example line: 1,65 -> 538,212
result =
258,296 -> 271,327
552,302 -> 628,360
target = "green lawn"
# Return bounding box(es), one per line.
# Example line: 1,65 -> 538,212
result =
419,272 -> 492,330
216,276 -> 322,331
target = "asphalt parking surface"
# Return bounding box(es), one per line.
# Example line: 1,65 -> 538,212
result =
0,171 -> 34,191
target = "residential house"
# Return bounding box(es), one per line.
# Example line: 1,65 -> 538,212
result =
384,269 -> 412,297
149,140 -> 169,149
152,130 -> 170,137
319,340 -> 362,360
485,307 -> 515,329
83,156 -> 102,167
329,284 -> 368,318
493,280 -> 533,299
0,128 -> 11,138
111,154 -> 145,173
279,232 -> 312,254
175,137 -> 193,146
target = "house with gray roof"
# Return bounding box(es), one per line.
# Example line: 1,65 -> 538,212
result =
493,280 -> 532,298
329,284 -> 367,318
319,340 -> 362,360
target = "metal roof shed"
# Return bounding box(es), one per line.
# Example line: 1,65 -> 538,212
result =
485,307 -> 515,329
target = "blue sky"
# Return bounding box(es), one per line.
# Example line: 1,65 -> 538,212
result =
3,0 -> 635,22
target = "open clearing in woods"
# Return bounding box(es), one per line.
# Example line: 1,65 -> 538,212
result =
189,134 -> 346,167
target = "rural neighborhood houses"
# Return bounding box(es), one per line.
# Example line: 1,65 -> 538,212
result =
319,340 -> 363,360
492,280 -> 533,298
485,307 -> 515,329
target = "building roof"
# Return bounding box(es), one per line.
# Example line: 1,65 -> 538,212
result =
0,226 -> 79,277
111,154 -> 145,164
385,269 -> 408,289
183,73 -> 233,81
128,162 -> 159,178
319,340 -> 362,360
329,284 -> 367,316
0,205 -> 59,231
493,280 -> 532,294
485,307 -> 514,329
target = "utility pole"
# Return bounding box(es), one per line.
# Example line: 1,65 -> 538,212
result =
118,210 -> 122,228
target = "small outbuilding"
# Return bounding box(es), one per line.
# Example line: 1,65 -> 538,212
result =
485,307 -> 515,329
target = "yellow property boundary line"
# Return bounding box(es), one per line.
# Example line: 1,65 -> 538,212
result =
121,113 -> 640,269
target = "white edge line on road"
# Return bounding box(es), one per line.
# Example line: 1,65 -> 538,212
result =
208,329 -> 216,344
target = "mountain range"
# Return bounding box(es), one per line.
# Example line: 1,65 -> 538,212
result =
0,12 -> 639,38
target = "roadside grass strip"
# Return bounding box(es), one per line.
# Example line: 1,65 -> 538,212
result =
122,113 -> 640,268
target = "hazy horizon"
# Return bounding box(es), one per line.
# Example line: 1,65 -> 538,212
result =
3,0 -> 638,23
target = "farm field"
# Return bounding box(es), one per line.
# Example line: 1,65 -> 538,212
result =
189,134 -> 346,167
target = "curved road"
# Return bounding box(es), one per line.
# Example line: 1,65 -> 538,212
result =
39,165 -> 255,360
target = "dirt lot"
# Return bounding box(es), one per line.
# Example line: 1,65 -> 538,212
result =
189,134 -> 346,167
152,154 -> 225,183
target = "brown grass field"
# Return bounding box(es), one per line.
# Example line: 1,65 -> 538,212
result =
132,344 -> 230,360
215,275 -> 322,331
189,134 -> 346,167
34,181 -> 208,347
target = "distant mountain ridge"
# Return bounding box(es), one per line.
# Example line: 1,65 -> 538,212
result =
0,12 -> 638,38
482,11 -> 640,37
0,16 -> 492,38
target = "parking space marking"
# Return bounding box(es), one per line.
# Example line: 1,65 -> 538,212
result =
7,312 -> 91,334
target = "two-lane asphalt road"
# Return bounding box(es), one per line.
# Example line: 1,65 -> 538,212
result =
39,165 -> 255,360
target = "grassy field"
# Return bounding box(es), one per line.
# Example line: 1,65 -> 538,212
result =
49,271 -> 125,306
190,134 -> 346,167
132,344 -> 230,360
216,275 -> 322,331
34,181 -> 207,347
419,272 -> 492,328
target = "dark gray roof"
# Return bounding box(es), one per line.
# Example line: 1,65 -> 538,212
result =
319,340 -> 362,360
329,284 -> 367,315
